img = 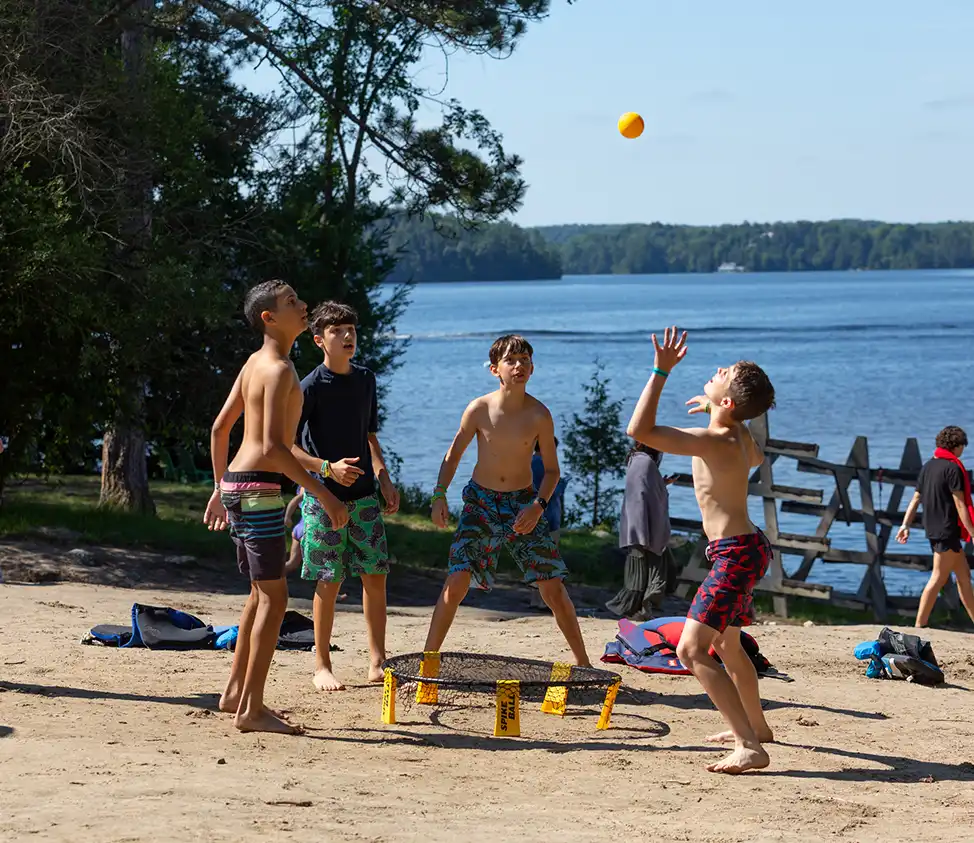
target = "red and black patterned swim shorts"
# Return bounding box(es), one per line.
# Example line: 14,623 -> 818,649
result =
688,530 -> 772,633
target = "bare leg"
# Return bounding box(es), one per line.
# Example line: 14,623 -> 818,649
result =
234,577 -> 298,734
313,580 -> 345,691
536,578 -> 591,667
220,585 -> 257,712
704,626 -> 773,745
948,550 -> 974,625
916,553 -> 951,628
361,573 -> 388,682
423,571 -> 471,652
220,586 -> 289,718
284,538 -> 302,576
677,618 -> 769,774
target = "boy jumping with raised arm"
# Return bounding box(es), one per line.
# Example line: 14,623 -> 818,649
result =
423,335 -> 591,666
202,280 -> 349,735
627,327 -> 776,774
290,302 -> 400,691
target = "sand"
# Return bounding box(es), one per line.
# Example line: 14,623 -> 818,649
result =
2,556 -> 973,842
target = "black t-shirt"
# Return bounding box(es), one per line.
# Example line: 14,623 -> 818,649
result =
917,458 -> 965,540
298,362 -> 378,502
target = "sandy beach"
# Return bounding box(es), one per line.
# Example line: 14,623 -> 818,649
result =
1,552 -> 973,843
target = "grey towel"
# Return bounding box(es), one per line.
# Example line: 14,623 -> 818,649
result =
619,452 -> 671,555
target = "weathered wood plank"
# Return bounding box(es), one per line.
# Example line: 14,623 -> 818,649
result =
775,532 -> 831,553
765,438 -> 819,458
796,457 -> 920,486
781,500 -> 917,529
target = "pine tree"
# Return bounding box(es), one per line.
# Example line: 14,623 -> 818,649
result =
563,360 -> 629,529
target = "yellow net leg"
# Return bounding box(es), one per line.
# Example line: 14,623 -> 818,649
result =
596,680 -> 621,731
381,668 -> 397,725
415,650 -> 440,705
540,661 -> 571,716
494,680 -> 521,737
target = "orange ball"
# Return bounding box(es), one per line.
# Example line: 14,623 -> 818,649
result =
618,112 -> 644,139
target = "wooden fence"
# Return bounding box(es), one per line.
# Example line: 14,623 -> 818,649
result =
669,414 -> 973,622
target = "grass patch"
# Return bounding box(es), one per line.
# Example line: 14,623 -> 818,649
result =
0,476 -> 619,585
3,475 -> 944,626
0,475 -> 228,558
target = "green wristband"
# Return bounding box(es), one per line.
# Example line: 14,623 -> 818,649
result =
652,366 -> 669,378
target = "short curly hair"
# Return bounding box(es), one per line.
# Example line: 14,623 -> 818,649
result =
310,301 -> 358,337
935,426 -> 968,451
728,361 -> 776,421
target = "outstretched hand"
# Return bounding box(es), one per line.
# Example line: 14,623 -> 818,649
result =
652,326 -> 688,372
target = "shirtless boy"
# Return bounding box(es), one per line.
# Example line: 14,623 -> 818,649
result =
202,280 -> 349,734
423,335 -> 590,666
627,327 -> 776,774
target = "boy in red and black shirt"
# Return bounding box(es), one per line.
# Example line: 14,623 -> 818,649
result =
898,425 -> 974,628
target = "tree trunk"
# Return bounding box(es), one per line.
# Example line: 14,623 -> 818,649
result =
100,0 -> 155,513
100,421 -> 154,514
592,469 -> 600,528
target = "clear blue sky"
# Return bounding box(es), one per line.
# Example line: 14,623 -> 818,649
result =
247,0 -> 974,226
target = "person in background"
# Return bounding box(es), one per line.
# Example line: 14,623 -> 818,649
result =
606,442 -> 675,620
529,437 -> 567,609
897,425 -> 974,628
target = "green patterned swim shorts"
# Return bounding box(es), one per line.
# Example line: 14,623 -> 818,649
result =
300,493 -> 390,583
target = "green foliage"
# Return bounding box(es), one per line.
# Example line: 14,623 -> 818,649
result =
2,0 -> 561,505
536,220 -> 974,274
385,212 -> 562,282
562,360 -> 629,529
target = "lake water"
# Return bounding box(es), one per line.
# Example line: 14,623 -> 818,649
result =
379,270 -> 974,596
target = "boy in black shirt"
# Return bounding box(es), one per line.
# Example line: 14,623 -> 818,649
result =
897,425 -> 974,628
291,302 -> 400,690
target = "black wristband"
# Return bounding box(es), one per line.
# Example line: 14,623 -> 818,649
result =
535,496 -> 549,511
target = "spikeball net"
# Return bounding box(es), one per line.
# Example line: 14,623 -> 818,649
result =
380,651 -> 623,737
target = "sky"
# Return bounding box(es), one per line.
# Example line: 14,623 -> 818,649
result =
246,0 -> 974,227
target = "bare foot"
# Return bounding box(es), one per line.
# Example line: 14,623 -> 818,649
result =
705,729 -> 774,745
313,667 -> 346,691
706,743 -> 770,774
218,697 -> 290,719
368,663 -> 386,683
235,709 -> 303,735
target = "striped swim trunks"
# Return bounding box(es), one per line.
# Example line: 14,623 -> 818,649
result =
220,470 -> 287,581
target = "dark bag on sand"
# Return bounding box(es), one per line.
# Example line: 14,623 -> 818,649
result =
854,627 -> 945,686
877,627 -> 939,667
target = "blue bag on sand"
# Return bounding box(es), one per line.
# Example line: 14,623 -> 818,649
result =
84,604 -> 215,649
853,628 -> 944,686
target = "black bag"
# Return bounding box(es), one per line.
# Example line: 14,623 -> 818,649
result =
877,627 -> 939,667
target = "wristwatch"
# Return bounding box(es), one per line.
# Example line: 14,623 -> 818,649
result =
535,496 -> 549,511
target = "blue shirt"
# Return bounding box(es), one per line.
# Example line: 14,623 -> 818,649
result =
532,453 -> 566,531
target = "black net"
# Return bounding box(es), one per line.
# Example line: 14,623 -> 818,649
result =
382,651 -> 621,710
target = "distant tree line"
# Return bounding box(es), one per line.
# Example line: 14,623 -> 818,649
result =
385,213 -> 562,282
384,217 -> 974,280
